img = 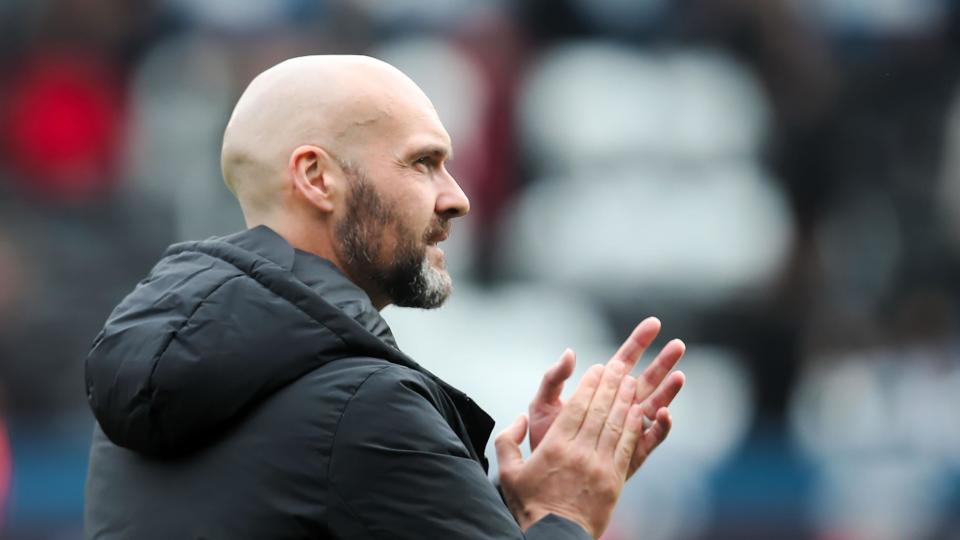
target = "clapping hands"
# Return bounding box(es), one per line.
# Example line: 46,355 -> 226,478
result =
495,317 -> 686,538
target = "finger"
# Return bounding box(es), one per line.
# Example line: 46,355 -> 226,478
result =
610,317 -> 661,373
545,364 -> 605,441
635,339 -> 685,402
576,358 -> 629,445
531,348 -> 576,409
495,414 -> 528,474
596,375 -> 637,455
528,350 -> 576,452
615,404 -> 646,476
628,407 -> 672,477
640,370 -> 685,419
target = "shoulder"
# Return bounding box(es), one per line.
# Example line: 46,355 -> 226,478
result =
230,358 -> 459,464
325,362 -> 465,455
351,362 -> 441,399
340,361 -> 448,419
283,359 -> 445,423
292,357 -> 431,390
263,359 -> 439,422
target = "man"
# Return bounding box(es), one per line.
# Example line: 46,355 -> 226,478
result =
84,55 -> 686,539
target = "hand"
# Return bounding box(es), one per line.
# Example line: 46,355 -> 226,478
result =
528,317 -> 685,477
496,363 -> 647,538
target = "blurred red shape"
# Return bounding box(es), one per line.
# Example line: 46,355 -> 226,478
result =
4,52 -> 125,201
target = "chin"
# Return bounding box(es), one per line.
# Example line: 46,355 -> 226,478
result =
426,244 -> 446,268
416,259 -> 453,309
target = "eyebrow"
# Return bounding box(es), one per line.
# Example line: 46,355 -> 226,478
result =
408,144 -> 454,162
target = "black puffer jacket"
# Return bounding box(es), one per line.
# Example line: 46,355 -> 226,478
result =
84,225 -> 589,539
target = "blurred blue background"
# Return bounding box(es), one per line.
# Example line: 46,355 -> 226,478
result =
2,0 -> 960,538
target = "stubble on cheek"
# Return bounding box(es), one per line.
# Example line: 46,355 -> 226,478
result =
335,169 -> 453,308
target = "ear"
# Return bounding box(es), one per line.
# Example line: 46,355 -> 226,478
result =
288,144 -> 343,213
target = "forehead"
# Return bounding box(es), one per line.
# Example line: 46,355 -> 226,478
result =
388,96 -> 452,156
337,73 -> 452,162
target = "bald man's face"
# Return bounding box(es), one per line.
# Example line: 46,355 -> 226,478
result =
331,100 -> 468,309
223,56 -> 470,307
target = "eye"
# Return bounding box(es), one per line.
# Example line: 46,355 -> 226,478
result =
415,155 -> 433,167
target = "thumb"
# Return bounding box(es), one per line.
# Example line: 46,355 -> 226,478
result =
495,414 -> 528,471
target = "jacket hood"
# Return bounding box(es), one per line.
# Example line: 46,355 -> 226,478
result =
85,226 -> 415,457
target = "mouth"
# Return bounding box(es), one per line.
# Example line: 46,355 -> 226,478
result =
425,225 -> 450,246
425,226 -> 449,265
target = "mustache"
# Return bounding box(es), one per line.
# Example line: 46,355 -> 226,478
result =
423,219 -> 451,243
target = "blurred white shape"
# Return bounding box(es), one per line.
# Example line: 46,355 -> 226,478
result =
383,282 -> 615,466
902,350 -> 960,467
125,34 -> 245,240
789,347 -> 958,539
502,163 -> 794,304
807,0 -> 947,35
665,50 -> 769,161
518,44 -> 769,170
371,37 -> 487,160
657,346 -> 753,469
790,352 -> 888,455
519,42 -> 666,170
790,347 -> 960,459
165,0 -> 297,31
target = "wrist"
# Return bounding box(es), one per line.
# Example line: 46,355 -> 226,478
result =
519,506 -> 593,538
526,514 -> 596,540
502,493 -> 545,531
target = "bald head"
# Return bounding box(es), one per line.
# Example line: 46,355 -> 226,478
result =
221,55 -> 440,222
220,55 -> 468,309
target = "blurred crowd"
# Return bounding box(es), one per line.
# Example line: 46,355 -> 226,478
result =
2,0 -> 960,538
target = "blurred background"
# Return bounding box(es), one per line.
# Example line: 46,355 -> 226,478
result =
2,0 -> 960,538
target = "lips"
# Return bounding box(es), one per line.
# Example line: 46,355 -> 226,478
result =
426,223 -> 450,245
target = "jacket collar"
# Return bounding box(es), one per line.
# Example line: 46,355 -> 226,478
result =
218,225 -> 494,466
291,249 -> 398,348
220,225 -> 398,348
220,225 -> 296,270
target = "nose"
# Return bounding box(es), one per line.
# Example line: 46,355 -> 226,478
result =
436,168 -> 470,219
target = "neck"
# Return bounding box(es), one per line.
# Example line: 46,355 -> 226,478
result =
250,216 -> 392,311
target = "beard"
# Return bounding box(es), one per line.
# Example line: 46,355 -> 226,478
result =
334,168 -> 453,309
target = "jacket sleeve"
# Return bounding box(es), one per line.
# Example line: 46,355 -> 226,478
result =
327,366 -> 592,540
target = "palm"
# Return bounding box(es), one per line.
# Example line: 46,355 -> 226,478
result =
528,395 -> 564,452
527,318 -> 686,476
